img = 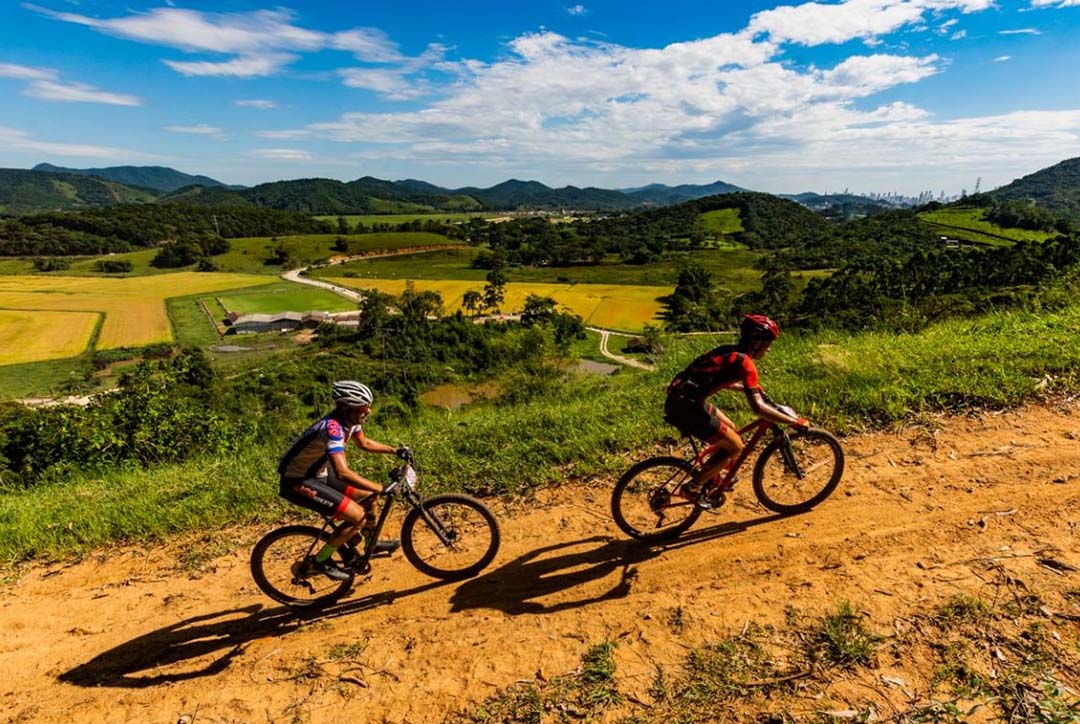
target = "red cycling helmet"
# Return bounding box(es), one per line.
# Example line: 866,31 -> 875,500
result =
740,314 -> 780,343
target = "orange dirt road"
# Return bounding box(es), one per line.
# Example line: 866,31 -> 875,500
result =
2,402 -> 1079,723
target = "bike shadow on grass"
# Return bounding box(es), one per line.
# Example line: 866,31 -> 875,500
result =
449,512 -> 785,616
57,576 -> 452,689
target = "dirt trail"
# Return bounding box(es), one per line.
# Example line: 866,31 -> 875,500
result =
3,403 -> 1080,723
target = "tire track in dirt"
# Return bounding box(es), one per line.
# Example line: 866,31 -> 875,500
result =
2,402 -> 1080,723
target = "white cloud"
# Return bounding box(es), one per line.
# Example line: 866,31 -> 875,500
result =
951,29 -> 968,39
24,80 -> 141,105
747,0 -> 994,47
567,5 -> 587,15
0,62 -> 57,80
236,99 -> 278,109
0,62 -> 140,105
331,28 -> 403,62
999,28 -> 1041,34
256,129 -> 311,140
249,148 -> 312,160
164,53 -> 297,78
1029,0 -> 1080,7
164,124 -> 225,139
0,125 -> 153,159
28,4 -> 436,86
993,54 -> 1012,61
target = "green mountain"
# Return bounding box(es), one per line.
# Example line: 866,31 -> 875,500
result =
0,168 -> 159,215
620,180 -> 745,205
33,163 -> 231,193
989,157 -> 1080,221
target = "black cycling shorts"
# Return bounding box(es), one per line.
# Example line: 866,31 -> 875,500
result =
279,476 -> 358,519
664,394 -> 726,441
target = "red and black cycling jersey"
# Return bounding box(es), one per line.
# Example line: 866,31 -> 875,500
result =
666,344 -> 761,403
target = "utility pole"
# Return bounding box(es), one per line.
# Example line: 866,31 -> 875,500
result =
211,214 -> 221,237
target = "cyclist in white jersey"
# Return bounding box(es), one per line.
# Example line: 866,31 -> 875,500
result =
278,381 -> 411,581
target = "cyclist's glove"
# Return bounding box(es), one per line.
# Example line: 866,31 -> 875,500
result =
395,445 -> 412,460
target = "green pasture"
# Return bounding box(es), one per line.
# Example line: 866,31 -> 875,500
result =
696,207 -> 744,236
316,213 -> 495,230
314,246 -> 770,292
919,207 -> 1055,246
213,281 -> 356,315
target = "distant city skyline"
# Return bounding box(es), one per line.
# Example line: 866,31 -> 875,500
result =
2,0 -> 1079,194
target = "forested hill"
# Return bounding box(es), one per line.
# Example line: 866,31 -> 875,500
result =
989,156 -> 1080,221
0,204 -> 330,256
32,164 -> 231,193
0,168 -> 159,214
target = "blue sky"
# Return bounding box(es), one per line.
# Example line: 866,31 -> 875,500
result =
1,0 -> 1079,194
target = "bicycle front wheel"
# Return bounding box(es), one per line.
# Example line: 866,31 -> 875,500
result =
401,494 -> 500,580
611,456 -> 701,541
752,428 -> 845,515
250,525 -> 354,607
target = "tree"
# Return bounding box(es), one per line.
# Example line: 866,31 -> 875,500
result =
333,236 -> 350,253
482,268 -> 506,313
337,216 -> 350,234
462,289 -> 483,316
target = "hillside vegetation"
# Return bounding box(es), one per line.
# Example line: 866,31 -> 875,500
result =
0,168 -> 157,214
3,285 -> 1080,562
990,155 -> 1080,221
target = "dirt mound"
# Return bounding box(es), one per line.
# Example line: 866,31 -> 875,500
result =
3,402 -> 1080,722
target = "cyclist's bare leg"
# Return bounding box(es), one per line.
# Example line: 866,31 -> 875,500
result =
691,424 -> 743,489
324,495 -> 374,549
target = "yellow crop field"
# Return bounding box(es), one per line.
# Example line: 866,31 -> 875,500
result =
0,309 -> 100,365
325,278 -> 667,331
0,273 -> 274,355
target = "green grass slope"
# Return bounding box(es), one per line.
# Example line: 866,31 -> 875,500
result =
3,296 -> 1080,563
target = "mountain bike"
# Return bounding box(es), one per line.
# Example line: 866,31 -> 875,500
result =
611,408 -> 844,541
251,451 -> 501,607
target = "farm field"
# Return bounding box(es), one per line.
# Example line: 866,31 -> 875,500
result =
316,247 -> 773,292
0,273 -> 274,355
213,281 -> 355,315
0,309 -> 100,366
315,212 -> 494,230
919,207 -> 1056,246
324,277 -> 666,331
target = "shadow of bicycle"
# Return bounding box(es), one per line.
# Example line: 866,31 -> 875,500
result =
59,510 -> 786,688
450,511 -> 785,616
58,578 -> 450,689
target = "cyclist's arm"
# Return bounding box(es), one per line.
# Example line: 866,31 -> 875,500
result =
353,429 -> 397,455
327,452 -> 383,493
745,388 -> 802,426
737,354 -> 803,426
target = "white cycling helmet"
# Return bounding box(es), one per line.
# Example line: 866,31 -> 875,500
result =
332,380 -> 373,407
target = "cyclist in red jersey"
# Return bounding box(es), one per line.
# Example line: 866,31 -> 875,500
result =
665,314 -> 807,499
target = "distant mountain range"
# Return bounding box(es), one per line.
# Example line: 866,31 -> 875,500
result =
32,163 -> 233,193
4,158 -> 1078,219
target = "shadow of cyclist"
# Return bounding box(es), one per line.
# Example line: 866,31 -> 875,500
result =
58,578 -> 450,689
450,511 -> 783,616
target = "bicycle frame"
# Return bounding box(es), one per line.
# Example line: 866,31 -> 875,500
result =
310,459 -> 458,572
688,418 -> 781,492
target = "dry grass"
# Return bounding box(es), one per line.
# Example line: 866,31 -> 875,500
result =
0,273 -> 274,354
324,277 -> 666,331
0,309 -> 100,365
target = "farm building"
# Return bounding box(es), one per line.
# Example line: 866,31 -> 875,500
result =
228,310 -> 360,334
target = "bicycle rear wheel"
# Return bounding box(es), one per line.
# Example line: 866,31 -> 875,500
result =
401,494 -> 500,580
611,456 -> 702,541
752,429 -> 844,515
250,525 -> 354,607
